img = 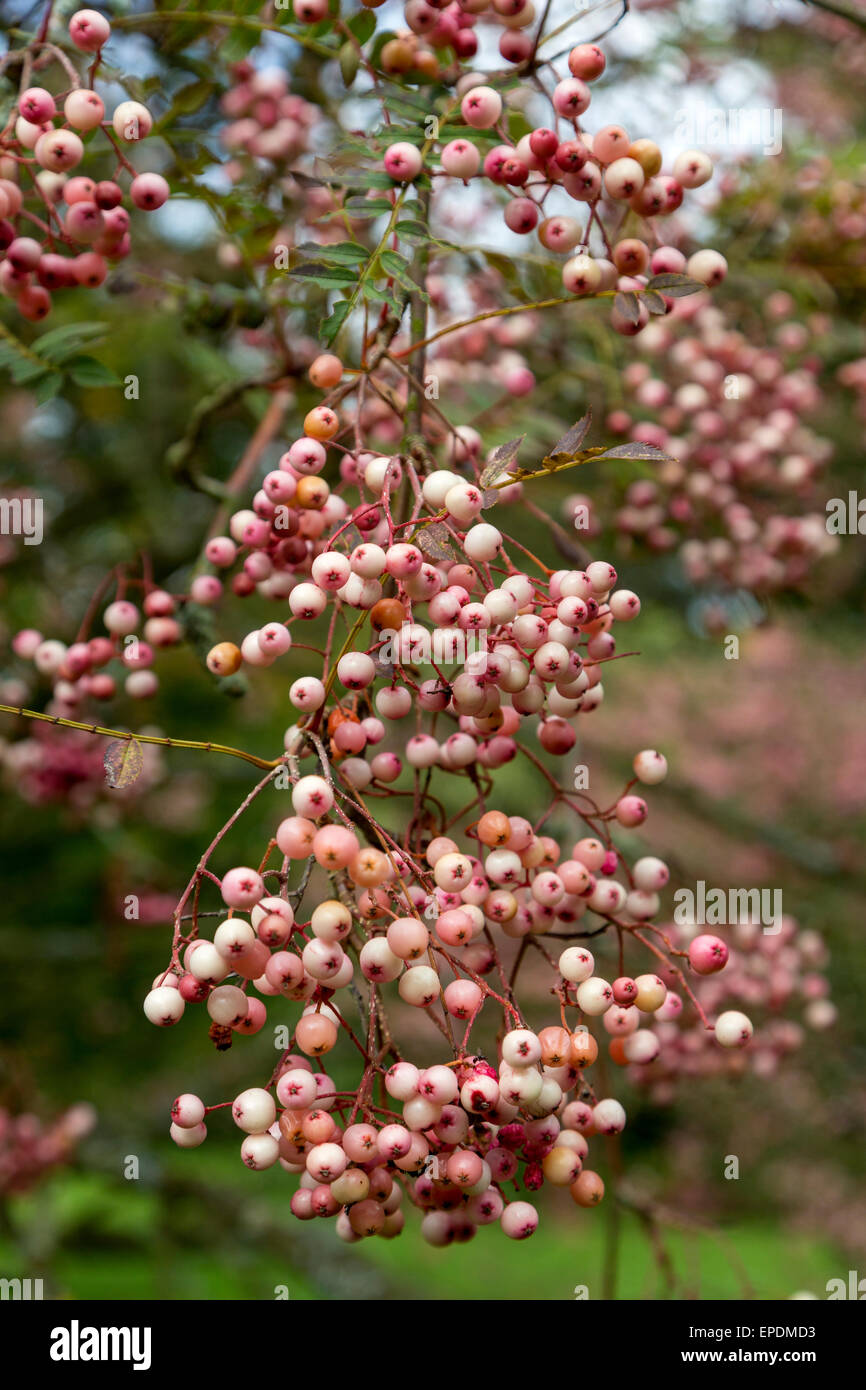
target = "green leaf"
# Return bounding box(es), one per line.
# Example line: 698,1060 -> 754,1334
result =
362,285 -> 405,314
291,262 -> 358,289
9,358 -> 51,385
341,196 -> 393,220
296,241 -> 368,266
643,289 -> 669,316
169,80 -> 214,116
34,372 -> 64,405
614,291 -> 641,325
595,443 -> 678,463
646,273 -> 705,297
66,356 -> 120,388
32,321 -> 108,365
347,8 -> 376,41
220,27 -> 258,63
378,250 -> 425,299
379,249 -> 412,278
479,435 -> 524,489
347,171 -> 397,191
394,220 -> 430,242
374,95 -> 432,125
473,248 -> 525,293
548,412 -> 592,460
339,41 -> 360,89
322,299 -> 351,347
437,124 -> 500,143
287,168 -> 329,189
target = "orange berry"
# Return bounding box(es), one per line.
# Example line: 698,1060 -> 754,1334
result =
294,1013 -> 338,1056
295,475 -> 330,510
539,1025 -> 572,1067
543,1145 -> 583,1186
348,1198 -> 385,1235
301,1108 -> 336,1144
349,847 -> 391,887
414,49 -> 439,79
278,1109 -> 306,1146
477,810 -> 511,848
308,353 -> 343,389
369,597 -> 406,632
303,405 -> 339,440
206,641 -> 242,677
485,888 -> 517,922
381,38 -> 416,74
571,1029 -> 599,1067
608,1036 -> 629,1067
570,1169 -> 605,1207
628,138 -> 662,177
474,708 -> 505,734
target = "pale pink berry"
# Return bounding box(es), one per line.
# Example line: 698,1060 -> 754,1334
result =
220,866 -> 265,910
673,149 -> 713,188
64,89 -> 105,130
615,795 -> 647,827
231,1087 -> 276,1134
171,1094 -> 205,1128
633,749 -> 667,784
112,100 -> 153,141
143,986 -> 185,1026
501,1200 -> 539,1239
171,1121 -> 206,1148
441,139 -> 481,178
714,1010 -> 753,1048
291,774 -> 333,818
687,248 -> 727,287
35,129 -> 84,172
461,85 -> 502,129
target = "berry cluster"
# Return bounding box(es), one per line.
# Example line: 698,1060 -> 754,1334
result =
129,339 -> 834,1240
0,1102 -> 95,1196
12,579 -> 181,713
628,916 -> 835,1102
563,291 -> 838,592
0,3 -> 838,1255
382,46 -> 726,336
141,713 -> 822,1245
4,564 -> 181,802
219,62 -> 319,171
0,10 -> 169,320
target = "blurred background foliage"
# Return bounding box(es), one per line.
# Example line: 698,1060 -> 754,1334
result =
0,0 -> 864,1299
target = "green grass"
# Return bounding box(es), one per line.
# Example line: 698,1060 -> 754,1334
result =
0,1168 -> 843,1301
363,1211 -> 840,1302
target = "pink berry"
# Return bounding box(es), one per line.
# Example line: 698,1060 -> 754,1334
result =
130,173 -> 170,210
384,142 -> 423,182
220,866 -> 266,910
69,9 -> 112,51
688,934 -> 729,975
19,88 -> 56,124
